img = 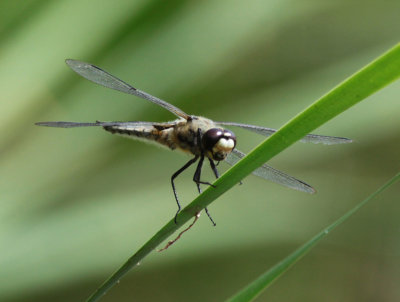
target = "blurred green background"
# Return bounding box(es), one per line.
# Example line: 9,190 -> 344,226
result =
1,0 -> 399,301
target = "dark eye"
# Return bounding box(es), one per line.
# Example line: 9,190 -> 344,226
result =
202,128 -> 236,151
222,129 -> 236,145
202,128 -> 223,151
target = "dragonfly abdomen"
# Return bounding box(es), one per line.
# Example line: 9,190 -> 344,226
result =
103,125 -> 177,150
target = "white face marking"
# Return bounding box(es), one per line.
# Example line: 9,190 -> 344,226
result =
215,138 -> 235,151
224,132 -> 232,137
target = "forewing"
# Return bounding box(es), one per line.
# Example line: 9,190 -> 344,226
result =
35,121 -> 173,128
65,59 -> 190,119
216,121 -> 352,145
225,149 -> 315,194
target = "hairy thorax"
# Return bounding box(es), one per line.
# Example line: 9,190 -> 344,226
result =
171,116 -> 217,156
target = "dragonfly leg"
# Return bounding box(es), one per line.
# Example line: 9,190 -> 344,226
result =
209,156 -> 242,184
193,156 -> 204,194
193,155 -> 216,226
193,128 -> 215,189
208,158 -> 220,179
171,156 -> 199,224
204,208 -> 216,226
193,156 -> 216,189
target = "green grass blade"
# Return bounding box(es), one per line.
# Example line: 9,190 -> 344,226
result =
86,43 -> 400,302
226,172 -> 400,302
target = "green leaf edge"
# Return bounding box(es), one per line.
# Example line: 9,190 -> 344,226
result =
86,43 -> 400,302
226,172 -> 400,302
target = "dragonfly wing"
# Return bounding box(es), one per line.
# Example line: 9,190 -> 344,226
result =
225,149 -> 315,194
216,121 -> 352,145
35,121 -> 101,128
65,59 -> 190,120
35,121 -> 174,128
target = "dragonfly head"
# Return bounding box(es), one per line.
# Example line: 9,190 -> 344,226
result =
202,128 -> 236,161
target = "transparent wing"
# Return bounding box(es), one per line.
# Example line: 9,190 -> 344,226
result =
65,59 -> 190,120
216,121 -> 352,145
225,149 -> 315,194
35,121 -> 173,128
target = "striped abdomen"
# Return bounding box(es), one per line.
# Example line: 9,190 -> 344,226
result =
103,124 -> 177,150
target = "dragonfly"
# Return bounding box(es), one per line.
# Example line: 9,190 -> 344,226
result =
36,59 -> 352,226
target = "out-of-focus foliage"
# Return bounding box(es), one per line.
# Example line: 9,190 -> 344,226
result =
227,173 -> 400,302
0,1 -> 399,302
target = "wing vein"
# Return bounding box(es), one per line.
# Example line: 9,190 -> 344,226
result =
225,149 -> 315,194
65,59 -> 190,119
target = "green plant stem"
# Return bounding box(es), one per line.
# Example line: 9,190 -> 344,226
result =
226,172 -> 400,302
86,43 -> 400,302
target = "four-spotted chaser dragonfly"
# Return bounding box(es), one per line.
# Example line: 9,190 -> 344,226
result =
36,60 -> 352,225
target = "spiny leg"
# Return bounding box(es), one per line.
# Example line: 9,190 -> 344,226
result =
193,156 -> 204,194
193,155 -> 216,226
204,208 -> 216,226
208,158 -> 220,179
194,129 -> 216,189
196,128 -> 217,225
171,156 -> 199,223
193,156 -> 215,189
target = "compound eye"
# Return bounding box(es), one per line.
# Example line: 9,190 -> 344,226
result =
202,128 -> 224,151
202,128 -> 237,161
222,129 -> 236,144
215,129 -> 236,151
